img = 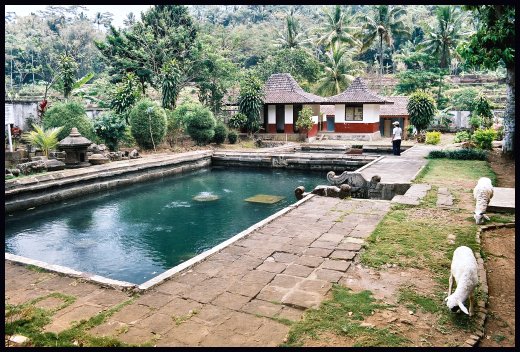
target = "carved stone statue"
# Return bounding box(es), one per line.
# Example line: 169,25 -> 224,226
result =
295,184 -> 352,200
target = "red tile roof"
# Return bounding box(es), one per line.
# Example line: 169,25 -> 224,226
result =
327,77 -> 393,104
264,73 -> 325,104
380,96 -> 409,116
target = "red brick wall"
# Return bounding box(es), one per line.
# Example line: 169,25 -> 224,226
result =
284,124 -> 294,134
334,122 -> 380,133
267,124 -> 276,133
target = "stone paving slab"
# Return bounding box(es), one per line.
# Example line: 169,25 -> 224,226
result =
5,196 -> 392,346
436,187 -> 454,207
488,187 -> 515,213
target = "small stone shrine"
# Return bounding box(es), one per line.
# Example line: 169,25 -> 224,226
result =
58,127 -> 92,168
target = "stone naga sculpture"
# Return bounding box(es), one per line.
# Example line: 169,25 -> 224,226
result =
326,170 -> 382,199
295,184 -> 351,200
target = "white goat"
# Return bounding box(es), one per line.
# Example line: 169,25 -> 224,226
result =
473,177 -> 494,224
445,246 -> 478,316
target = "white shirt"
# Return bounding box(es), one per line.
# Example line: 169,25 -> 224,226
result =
392,126 -> 402,140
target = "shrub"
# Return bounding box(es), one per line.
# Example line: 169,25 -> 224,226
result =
228,113 -> 248,130
43,101 -> 95,141
296,106 -> 314,133
425,131 -> 441,145
228,130 -> 239,144
453,131 -> 472,143
427,150 -> 447,159
128,99 -> 167,150
185,104 -> 216,145
446,149 -> 488,160
428,149 -> 487,160
472,128 -> 497,150
468,114 -> 482,131
213,122 -> 228,144
110,72 -> 142,123
93,112 -> 126,151
119,126 -> 136,148
472,94 -> 494,128
165,107 -> 187,147
22,124 -> 63,156
407,91 -> 437,135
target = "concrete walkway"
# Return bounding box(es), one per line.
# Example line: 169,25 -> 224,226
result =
360,145 -> 438,184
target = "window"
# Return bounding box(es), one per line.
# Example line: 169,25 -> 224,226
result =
345,106 -> 363,121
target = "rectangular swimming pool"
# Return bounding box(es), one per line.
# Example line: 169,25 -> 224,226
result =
5,167 -> 326,284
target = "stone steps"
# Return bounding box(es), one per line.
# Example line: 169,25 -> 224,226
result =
391,183 -> 431,205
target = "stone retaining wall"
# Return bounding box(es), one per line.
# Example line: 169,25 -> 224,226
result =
5,151 -> 212,213
212,151 -> 377,172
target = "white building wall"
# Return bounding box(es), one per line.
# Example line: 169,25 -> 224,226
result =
268,105 -> 276,124
285,105 -> 293,124
362,104 -> 380,123
335,104 -> 345,121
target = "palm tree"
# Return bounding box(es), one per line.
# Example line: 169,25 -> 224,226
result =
123,12 -> 136,28
359,5 -> 409,78
93,12 -> 103,30
316,42 -> 366,96
274,11 -> 311,49
22,124 -> 63,157
317,5 -> 361,48
420,6 -> 467,69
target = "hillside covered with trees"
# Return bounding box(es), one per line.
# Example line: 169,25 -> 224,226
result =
4,4 -> 514,155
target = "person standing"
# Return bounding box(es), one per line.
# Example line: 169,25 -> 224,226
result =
392,121 -> 402,156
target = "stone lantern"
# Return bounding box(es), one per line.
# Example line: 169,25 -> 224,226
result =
58,127 -> 92,168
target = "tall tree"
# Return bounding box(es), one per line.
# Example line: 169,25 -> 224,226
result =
58,54 -> 78,99
420,6 -> 467,69
359,5 -> 408,79
317,5 -> 360,49
459,5 -> 515,156
96,5 -> 200,102
274,10 -> 310,50
316,42 -> 366,96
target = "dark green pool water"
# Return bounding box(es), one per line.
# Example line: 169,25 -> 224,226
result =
5,167 -> 325,284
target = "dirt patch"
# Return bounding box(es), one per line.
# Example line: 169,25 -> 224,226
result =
487,148 -> 515,188
301,264 -> 470,347
479,227 -> 515,347
478,147 -> 515,347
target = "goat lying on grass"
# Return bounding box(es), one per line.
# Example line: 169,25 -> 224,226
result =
473,177 -> 494,224
445,246 -> 478,316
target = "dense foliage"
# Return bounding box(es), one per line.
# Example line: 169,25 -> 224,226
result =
128,99 -> 167,150
185,103 -> 216,145
43,101 -> 95,141
22,124 -> 63,156
428,149 -> 488,160
425,131 -> 441,145
407,91 -> 437,135
472,128 -> 497,150
93,112 -> 126,151
295,106 -> 315,132
5,4 -> 514,153
213,122 -> 228,144
109,72 -> 142,124
238,71 -> 264,134
459,5 -> 515,155
228,113 -> 248,130
227,129 -> 239,144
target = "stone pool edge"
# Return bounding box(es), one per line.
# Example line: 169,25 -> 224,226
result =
4,194 -> 317,293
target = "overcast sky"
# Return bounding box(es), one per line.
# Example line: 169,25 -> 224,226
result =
5,5 -> 153,28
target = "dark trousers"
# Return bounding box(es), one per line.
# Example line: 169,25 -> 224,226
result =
392,139 -> 401,156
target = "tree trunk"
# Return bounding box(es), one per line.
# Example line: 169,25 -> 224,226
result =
502,63 -> 514,156
379,34 -> 383,91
